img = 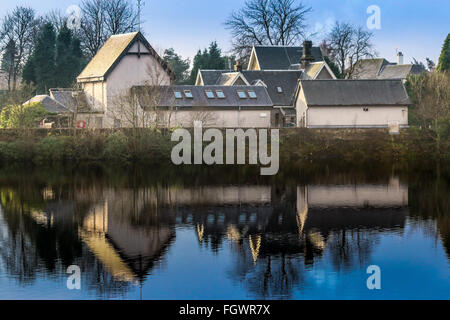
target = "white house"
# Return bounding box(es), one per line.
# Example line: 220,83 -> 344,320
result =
75,31 -> 173,128
295,79 -> 410,129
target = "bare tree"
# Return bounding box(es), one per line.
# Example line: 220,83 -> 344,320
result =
0,7 -> 41,90
80,0 -> 137,58
408,72 -> 450,153
327,21 -> 376,78
104,0 -> 138,35
225,0 -> 312,63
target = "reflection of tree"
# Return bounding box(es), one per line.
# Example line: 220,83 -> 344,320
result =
408,174 -> 450,258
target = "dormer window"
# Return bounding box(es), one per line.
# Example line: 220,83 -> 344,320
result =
184,90 -> 193,99
205,90 -> 215,99
216,90 -> 226,99
247,90 -> 257,99
174,91 -> 183,99
237,90 -> 247,99
276,86 -> 283,93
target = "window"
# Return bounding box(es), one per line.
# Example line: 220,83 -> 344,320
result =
247,90 -> 257,99
205,90 -> 215,99
237,90 -> 247,99
276,86 -> 283,93
184,90 -> 193,98
216,90 -> 226,99
174,91 -> 183,99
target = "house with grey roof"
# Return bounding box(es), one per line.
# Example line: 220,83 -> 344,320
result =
295,80 -> 410,129
247,41 -> 324,71
195,41 -> 336,127
25,31 -> 174,128
133,85 -> 274,128
351,52 -> 424,80
22,95 -> 73,128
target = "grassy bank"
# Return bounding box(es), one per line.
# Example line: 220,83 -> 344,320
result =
0,128 -> 447,168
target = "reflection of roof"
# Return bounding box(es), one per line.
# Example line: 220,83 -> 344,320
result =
77,32 -> 172,81
198,70 -> 302,106
253,46 -> 323,70
300,80 -> 411,106
23,95 -> 72,114
134,85 -> 273,109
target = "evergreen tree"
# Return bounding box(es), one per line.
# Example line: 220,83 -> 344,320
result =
55,25 -> 75,87
437,33 -> 450,72
1,39 -> 16,91
188,42 -> 228,84
71,37 -> 85,78
22,56 -> 36,85
324,56 -> 342,79
34,23 -> 57,93
163,48 -> 190,84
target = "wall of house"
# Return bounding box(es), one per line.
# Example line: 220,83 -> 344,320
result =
81,81 -> 107,113
151,109 -> 273,128
306,106 -> 408,128
102,43 -> 171,128
295,90 -> 308,127
315,67 -> 334,79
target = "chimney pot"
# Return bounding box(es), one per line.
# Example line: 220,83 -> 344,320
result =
397,51 -> 404,65
234,60 -> 243,72
301,40 -> 314,69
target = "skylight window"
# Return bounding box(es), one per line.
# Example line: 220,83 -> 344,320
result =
184,90 -> 193,99
216,90 -> 226,99
247,90 -> 257,99
276,86 -> 283,93
237,91 -> 247,99
205,90 -> 215,99
174,91 -> 183,99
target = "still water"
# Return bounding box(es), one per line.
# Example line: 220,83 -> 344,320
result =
0,165 -> 448,300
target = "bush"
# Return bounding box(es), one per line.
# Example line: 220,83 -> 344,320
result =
0,102 -> 49,129
104,131 -> 130,162
35,135 -> 67,163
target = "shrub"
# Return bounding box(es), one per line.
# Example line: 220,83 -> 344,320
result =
104,131 -> 130,162
35,136 -> 67,163
0,102 -> 49,129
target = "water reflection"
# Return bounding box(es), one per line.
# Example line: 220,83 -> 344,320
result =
0,169 -> 448,299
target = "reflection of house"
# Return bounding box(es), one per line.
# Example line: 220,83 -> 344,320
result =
80,200 -> 174,282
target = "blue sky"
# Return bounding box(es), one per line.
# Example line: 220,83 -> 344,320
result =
1,0 -> 448,64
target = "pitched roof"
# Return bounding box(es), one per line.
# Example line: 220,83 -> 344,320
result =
50,89 -> 92,112
300,80 -> 410,106
352,58 -> 423,80
377,64 -> 418,79
77,32 -> 172,81
23,95 -> 73,114
198,70 -> 302,106
252,45 -> 323,70
133,85 -> 273,109
352,59 -> 390,79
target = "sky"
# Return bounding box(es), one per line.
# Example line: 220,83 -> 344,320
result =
0,0 -> 448,65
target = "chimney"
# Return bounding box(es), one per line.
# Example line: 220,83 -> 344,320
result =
234,59 -> 243,72
301,40 -> 314,69
397,51 -> 404,65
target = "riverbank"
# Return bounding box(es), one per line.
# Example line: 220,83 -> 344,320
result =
0,128 -> 448,169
